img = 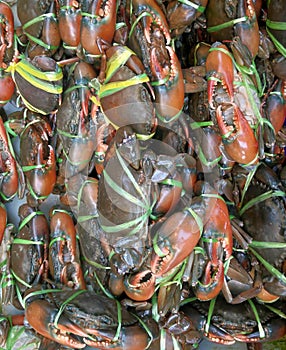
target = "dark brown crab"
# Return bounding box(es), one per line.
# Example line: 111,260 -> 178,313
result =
25,290 -> 150,349
182,295 -> 286,344
232,162 -> 286,297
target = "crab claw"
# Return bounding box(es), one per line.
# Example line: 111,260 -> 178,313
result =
0,2 -> 14,68
150,207 -> 201,277
29,143 -> 56,198
50,210 -> 86,289
74,61 -> 97,118
204,195 -> 233,260
25,299 -> 87,349
123,270 -> 155,301
234,0 -> 259,60
0,117 -> 18,199
132,0 -> 171,45
216,103 -> 258,165
0,149 -> 18,200
193,260 -> 225,301
150,46 -> 184,122
206,42 -> 234,109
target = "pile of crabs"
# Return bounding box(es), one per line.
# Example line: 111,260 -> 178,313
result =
0,0 -> 285,348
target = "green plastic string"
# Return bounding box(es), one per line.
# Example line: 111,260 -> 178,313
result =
24,31 -> 59,51
249,246 -> 286,285
177,0 -> 205,12
12,238 -> 44,246
264,304 -> 286,319
5,326 -> 26,350
82,254 -> 110,270
64,83 -> 87,96
52,208 -> 71,216
104,46 -> 135,83
186,207 -> 203,236
116,22 -> 127,30
209,46 -> 264,117
131,312 -> 153,349
22,288 -> 62,308
200,193 -> 225,201
266,19 -> 286,30
159,179 -> 183,188
150,75 -> 169,87
49,236 -> 65,248
0,269 -> 15,290
22,13 -> 56,31
77,214 -> 99,223
152,293 -> 160,322
62,146 -> 91,167
190,121 -> 214,129
223,256 -> 233,275
4,120 -> 18,138
101,194 -> 156,236
239,190 -> 285,216
179,296 -> 198,307
113,300 -> 122,342
103,170 -> 147,209
129,12 -> 153,39
12,64 -> 62,94
207,16 -> 247,33
75,179 -> 95,212
81,12 -> 100,19
54,290 -> 86,329
160,329 -> 167,350
240,163 -> 260,208
152,231 -> 168,258
248,299 -> 265,339
197,145 -> 222,167
172,335 -> 181,350
116,147 -> 149,207
249,241 -> 286,249
155,107 -> 182,124
27,181 -> 48,201
57,127 -> 86,139
10,269 -> 32,289
100,210 -> 150,234
99,73 -> 149,98
266,26 -> 286,57
205,296 -> 216,335
21,164 -> 46,172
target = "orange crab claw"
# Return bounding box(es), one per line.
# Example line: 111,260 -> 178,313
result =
206,42 -> 234,109
25,299 -> 87,349
194,260 -> 225,301
123,270 -> 156,301
29,143 -> 56,198
216,103 -> 258,165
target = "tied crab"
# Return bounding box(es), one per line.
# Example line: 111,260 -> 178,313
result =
49,209 -> 86,290
206,42 -> 259,165
128,0 -> 185,123
232,162 -> 286,298
25,289 -> 151,349
95,44 -> 156,138
10,204 -> 49,299
19,113 -> 56,202
181,295 -> 286,345
0,115 -> 19,200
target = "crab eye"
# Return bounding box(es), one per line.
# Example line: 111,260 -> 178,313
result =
245,320 -> 257,328
212,315 -> 224,324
